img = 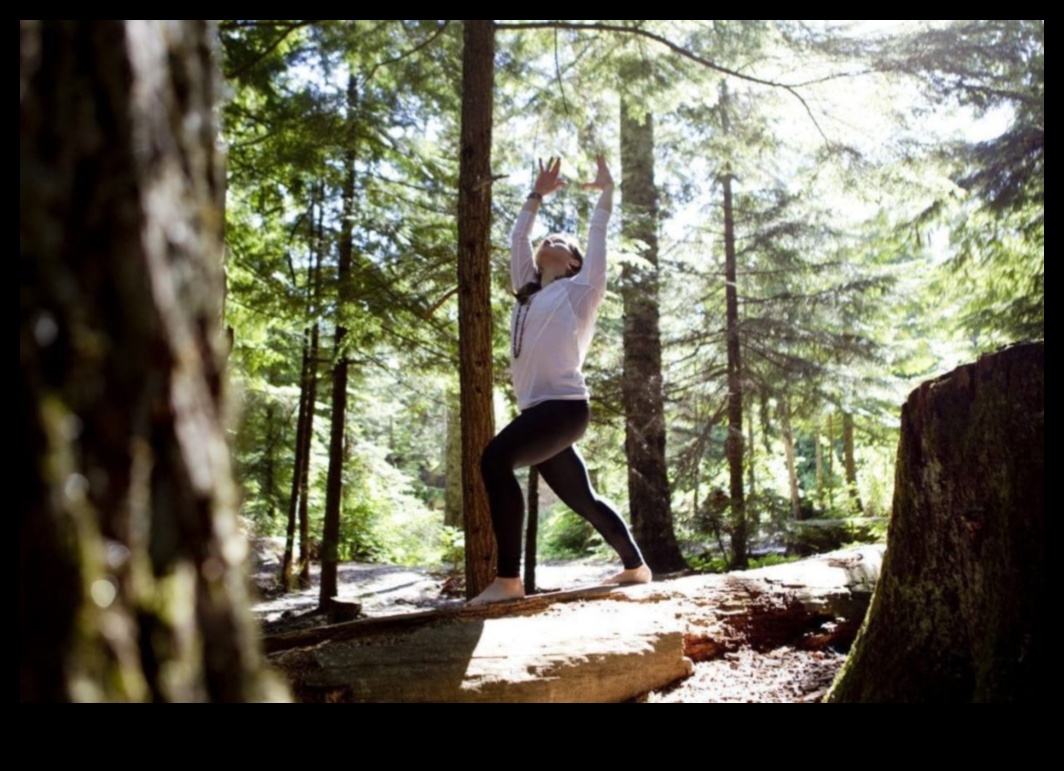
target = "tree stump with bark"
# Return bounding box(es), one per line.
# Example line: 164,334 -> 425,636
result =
828,342 -> 1043,702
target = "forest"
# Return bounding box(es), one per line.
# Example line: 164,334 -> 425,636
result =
20,20 -> 1043,702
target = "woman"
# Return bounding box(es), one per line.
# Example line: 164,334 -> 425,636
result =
470,155 -> 652,606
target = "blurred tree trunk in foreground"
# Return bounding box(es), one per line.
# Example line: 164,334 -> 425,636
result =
828,343 -> 1043,702
20,20 -> 282,702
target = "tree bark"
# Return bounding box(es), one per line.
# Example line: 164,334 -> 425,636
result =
320,75 -> 359,608
20,20 -> 281,702
285,208 -> 323,591
281,328 -> 313,590
815,419 -> 825,513
828,343 -> 1044,702
825,413 -> 836,510
298,323 -> 320,590
619,91 -> 686,574
780,398 -> 802,521
443,384 -> 463,529
720,166 -> 747,564
457,20 -> 497,598
842,412 -> 864,515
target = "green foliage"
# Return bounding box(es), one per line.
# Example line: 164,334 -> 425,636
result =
853,20 -> 1044,343
541,506 -> 602,560
337,438 -> 443,565
439,526 -> 465,573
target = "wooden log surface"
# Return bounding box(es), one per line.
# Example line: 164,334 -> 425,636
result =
268,545 -> 884,703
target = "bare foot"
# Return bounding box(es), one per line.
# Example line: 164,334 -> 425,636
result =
605,564 -> 653,585
467,577 -> 525,607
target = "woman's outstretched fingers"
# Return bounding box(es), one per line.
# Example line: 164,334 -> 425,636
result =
582,154 -> 614,190
534,156 -> 566,197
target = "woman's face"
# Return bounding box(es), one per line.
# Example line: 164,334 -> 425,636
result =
537,236 -> 581,276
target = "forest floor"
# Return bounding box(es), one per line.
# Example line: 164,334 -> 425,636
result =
251,541 -> 848,703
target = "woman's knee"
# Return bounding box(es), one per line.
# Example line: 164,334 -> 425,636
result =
480,436 -> 512,479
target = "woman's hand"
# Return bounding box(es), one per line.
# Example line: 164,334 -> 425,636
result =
533,156 -> 566,198
582,154 -> 614,191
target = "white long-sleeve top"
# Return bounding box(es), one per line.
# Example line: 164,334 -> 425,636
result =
509,205 -> 610,411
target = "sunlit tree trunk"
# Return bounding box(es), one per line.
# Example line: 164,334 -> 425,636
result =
320,75 -> 359,608
619,90 -> 687,574
457,19 -> 497,598
780,398 -> 802,521
747,395 -> 760,536
720,85 -> 747,569
842,412 -> 864,515
825,413 -> 836,510
444,385 -> 463,529
282,328 -> 312,590
20,19 -> 281,702
815,419 -> 825,513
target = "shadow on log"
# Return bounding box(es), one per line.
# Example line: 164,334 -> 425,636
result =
267,545 -> 883,702
829,342 -> 1044,702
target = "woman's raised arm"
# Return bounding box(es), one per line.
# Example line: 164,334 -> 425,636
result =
511,157 -> 566,292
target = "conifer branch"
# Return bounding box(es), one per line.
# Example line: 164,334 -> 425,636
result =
494,20 -> 831,141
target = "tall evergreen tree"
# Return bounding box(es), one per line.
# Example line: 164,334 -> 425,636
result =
619,81 -> 686,573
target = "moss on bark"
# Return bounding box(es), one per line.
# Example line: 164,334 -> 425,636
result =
828,342 -> 1043,702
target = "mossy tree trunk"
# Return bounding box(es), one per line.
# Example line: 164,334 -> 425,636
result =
20,20 -> 281,702
828,343 -> 1044,702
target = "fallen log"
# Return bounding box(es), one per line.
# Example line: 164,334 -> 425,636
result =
267,545 -> 883,703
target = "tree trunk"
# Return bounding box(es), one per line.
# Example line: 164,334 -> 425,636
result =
320,75 -> 359,608
20,20 -> 281,702
815,419 -> 825,513
286,209 -> 323,592
619,91 -> 686,574
443,385 -> 463,529
747,396 -> 760,535
842,412 -> 864,515
825,413 -> 836,510
717,84 -> 747,569
828,343 -> 1044,702
780,398 -> 802,521
457,20 -> 497,599
298,323 -> 320,590
281,329 -> 313,590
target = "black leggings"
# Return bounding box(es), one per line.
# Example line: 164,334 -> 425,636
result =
480,400 -> 645,578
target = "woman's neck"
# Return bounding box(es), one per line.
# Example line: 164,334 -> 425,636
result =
540,267 -> 567,287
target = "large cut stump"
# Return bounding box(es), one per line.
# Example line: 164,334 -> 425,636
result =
268,546 -> 883,702
829,343 -> 1043,702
